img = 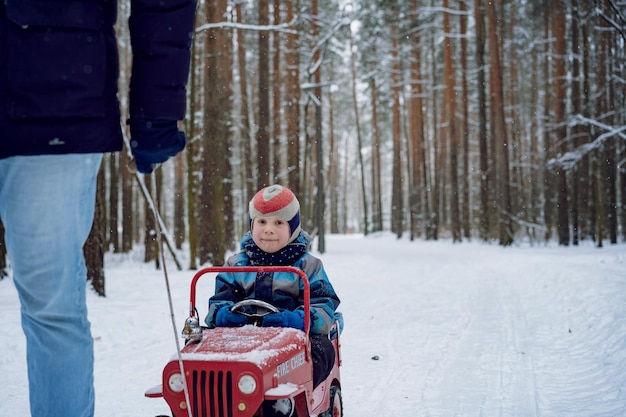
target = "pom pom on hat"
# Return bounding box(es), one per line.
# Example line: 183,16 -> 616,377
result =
249,185 -> 301,242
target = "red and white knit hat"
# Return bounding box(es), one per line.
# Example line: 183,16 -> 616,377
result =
249,184 -> 301,242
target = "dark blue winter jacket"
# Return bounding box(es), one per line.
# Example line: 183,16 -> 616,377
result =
0,0 -> 196,159
206,232 -> 341,335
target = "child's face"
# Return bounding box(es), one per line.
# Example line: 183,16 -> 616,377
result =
251,216 -> 291,253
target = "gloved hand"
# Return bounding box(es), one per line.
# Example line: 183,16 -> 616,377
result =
215,306 -> 249,327
128,118 -> 186,174
262,309 -> 305,331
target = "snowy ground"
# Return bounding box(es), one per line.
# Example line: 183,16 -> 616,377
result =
1,233 -> 625,417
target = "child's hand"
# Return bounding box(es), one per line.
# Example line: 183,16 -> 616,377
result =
262,310 -> 305,331
216,306 -> 249,327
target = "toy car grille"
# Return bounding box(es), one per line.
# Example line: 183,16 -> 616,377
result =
191,370 -> 233,417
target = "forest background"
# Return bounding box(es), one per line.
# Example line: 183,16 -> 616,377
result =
1,0 -> 625,294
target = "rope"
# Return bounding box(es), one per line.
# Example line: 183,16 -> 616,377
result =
121,124 -> 192,416
149,178 -> 194,417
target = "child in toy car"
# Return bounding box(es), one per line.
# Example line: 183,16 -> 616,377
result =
204,185 -> 341,416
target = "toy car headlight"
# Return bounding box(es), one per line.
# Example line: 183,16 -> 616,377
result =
237,374 -> 257,395
168,373 -> 185,393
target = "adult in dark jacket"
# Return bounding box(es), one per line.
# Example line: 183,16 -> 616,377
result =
0,1 -> 196,416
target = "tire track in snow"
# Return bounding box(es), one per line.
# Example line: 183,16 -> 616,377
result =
513,258 -> 626,417
499,272 -> 539,417
415,255 -> 543,417
420,274 -> 515,416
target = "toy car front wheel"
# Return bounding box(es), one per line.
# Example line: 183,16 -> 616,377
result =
324,386 -> 342,417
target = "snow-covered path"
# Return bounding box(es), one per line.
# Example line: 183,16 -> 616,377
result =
1,234 -> 625,417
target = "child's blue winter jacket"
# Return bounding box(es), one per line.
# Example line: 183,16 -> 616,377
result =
206,232 -> 340,335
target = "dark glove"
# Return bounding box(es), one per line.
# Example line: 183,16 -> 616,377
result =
128,118 -> 186,174
215,306 -> 249,327
262,310 -> 305,331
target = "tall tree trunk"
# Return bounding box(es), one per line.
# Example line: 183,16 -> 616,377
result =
370,76 -> 383,233
579,0 -> 593,241
506,1 -> 523,239
186,132 -> 198,269
185,7 -> 201,269
435,89 -> 446,239
600,15 -> 617,244
284,0 -> 301,194
571,2 -> 581,246
390,5 -> 403,238
272,0 -> 282,184
542,6 -> 554,242
311,0 -> 325,251
408,0 -> 424,240
257,0 -> 270,188
487,0 -> 513,246
430,8 -> 440,240
349,21 -> 369,235
173,154 -> 185,250
592,4 -> 608,246
474,0 -> 489,241
529,50 -> 540,242
199,0 -> 231,265
235,2 -> 254,207
459,0 -> 471,240
552,0 -> 570,246
443,0 -> 461,242
593,157 -> 604,247
328,69 -> 340,234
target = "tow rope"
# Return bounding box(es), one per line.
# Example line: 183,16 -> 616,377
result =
123,127 -> 193,417
149,177 -> 193,417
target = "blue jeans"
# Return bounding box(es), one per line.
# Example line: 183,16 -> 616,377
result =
0,153 -> 102,417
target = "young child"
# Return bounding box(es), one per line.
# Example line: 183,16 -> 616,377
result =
205,184 -> 340,415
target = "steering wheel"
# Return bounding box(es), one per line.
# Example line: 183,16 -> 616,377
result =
230,299 -> 279,326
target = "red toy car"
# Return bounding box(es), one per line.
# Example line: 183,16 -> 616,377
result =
146,266 -> 343,417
